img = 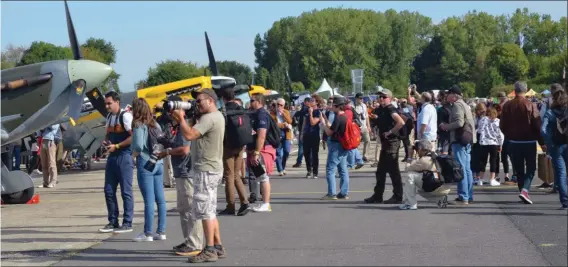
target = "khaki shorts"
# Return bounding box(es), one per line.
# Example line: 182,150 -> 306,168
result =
192,171 -> 222,220
361,129 -> 371,143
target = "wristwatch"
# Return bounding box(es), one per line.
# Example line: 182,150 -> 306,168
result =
115,144 -> 120,150
254,151 -> 260,155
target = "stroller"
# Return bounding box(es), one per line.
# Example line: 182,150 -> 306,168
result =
413,152 -> 462,208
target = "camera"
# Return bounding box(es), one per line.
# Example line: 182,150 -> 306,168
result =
144,143 -> 165,172
155,99 -> 198,120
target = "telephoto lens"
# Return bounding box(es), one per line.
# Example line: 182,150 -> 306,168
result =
165,101 -> 192,112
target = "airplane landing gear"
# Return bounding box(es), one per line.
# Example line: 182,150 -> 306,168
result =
1,159 -> 35,204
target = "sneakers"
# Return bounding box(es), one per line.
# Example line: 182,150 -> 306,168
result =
371,162 -> 378,168
364,196 -> 383,204
354,163 -> 364,169
312,174 -> 318,179
218,209 -> 236,216
188,248 -> 219,263
306,172 -> 312,179
154,233 -> 166,240
98,223 -> 118,233
537,183 -> 552,190
252,203 -> 271,212
113,225 -> 133,233
133,233 -> 153,242
450,197 -> 469,205
237,204 -> 251,216
321,194 -> 338,200
474,179 -> 483,186
292,163 -> 301,168
399,204 -> 418,210
489,179 -> 501,186
37,184 -> 54,188
336,193 -> 349,200
174,243 -> 201,256
519,189 -> 533,204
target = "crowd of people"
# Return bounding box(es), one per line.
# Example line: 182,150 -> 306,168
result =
7,80 -> 566,264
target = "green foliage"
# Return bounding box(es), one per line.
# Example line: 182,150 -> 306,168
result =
485,43 -> 529,84
290,82 -> 305,92
458,82 -> 476,98
490,84 -> 514,97
216,60 -> 252,84
144,60 -> 202,87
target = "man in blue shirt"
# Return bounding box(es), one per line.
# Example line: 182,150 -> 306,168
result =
38,124 -> 60,188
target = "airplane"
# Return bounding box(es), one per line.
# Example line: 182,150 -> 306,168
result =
1,1 -> 113,204
59,32 -> 239,169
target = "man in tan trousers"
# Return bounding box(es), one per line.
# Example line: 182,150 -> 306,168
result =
37,124 -> 60,188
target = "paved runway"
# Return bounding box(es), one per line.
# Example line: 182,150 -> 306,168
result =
50,148 -> 566,266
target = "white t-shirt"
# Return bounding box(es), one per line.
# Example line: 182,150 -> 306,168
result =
416,103 -> 437,141
105,109 -> 133,131
354,103 -> 368,130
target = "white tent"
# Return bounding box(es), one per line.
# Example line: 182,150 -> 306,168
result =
314,78 -> 343,99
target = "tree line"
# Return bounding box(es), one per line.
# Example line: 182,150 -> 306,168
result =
255,7 -> 567,97
3,7 -> 566,97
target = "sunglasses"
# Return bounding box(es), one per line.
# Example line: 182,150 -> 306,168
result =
379,95 -> 388,99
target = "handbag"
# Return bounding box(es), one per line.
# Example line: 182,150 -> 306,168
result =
421,170 -> 443,193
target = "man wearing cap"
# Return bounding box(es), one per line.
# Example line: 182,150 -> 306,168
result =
171,88 -> 227,263
354,93 -> 372,161
500,81 -> 544,204
292,98 -> 311,168
365,89 -> 406,204
440,85 -> 476,205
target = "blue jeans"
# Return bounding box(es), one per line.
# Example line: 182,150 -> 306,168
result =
296,139 -> 304,165
104,153 -> 134,227
452,143 -> 474,201
347,148 -> 364,168
326,141 -> 349,196
549,144 -> 568,207
276,139 -> 291,172
136,156 -> 166,235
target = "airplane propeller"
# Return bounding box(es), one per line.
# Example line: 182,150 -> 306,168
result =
205,32 -> 218,76
64,0 -> 83,60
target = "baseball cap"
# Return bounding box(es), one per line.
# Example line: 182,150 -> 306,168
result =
447,85 -> 462,96
191,88 -> 218,101
377,89 -> 393,98
333,96 -> 347,105
355,92 -> 364,98
497,92 -> 507,98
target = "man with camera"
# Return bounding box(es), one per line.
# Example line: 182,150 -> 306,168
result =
153,96 -> 204,256
171,89 -> 226,263
99,91 -> 134,234
218,87 -> 251,217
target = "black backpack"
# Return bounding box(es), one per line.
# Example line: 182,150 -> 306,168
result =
552,108 -> 568,145
265,116 -> 282,148
225,106 -> 254,149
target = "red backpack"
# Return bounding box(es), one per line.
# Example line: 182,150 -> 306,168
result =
338,113 -> 361,150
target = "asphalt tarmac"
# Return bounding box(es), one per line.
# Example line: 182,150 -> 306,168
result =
50,149 -> 567,266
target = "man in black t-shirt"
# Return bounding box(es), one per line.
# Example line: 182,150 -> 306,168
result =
320,96 -> 350,200
365,89 -> 406,204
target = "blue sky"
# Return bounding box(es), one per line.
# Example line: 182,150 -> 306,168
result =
2,1 -> 566,92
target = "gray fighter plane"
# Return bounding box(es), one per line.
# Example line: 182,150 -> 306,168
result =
1,1 -> 113,204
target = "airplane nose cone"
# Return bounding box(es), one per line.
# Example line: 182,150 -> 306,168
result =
67,60 -> 113,90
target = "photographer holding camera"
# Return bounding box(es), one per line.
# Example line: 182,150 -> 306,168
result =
151,96 -> 204,256
170,89 -> 226,263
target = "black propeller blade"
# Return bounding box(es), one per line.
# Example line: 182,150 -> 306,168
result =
64,0 -> 83,60
205,32 -> 218,76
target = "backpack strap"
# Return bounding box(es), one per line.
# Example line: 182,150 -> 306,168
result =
118,110 -> 126,130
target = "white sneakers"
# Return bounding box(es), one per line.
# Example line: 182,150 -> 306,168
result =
252,203 -> 272,212
489,179 -> 501,186
133,233 -> 167,242
399,204 -> 418,210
